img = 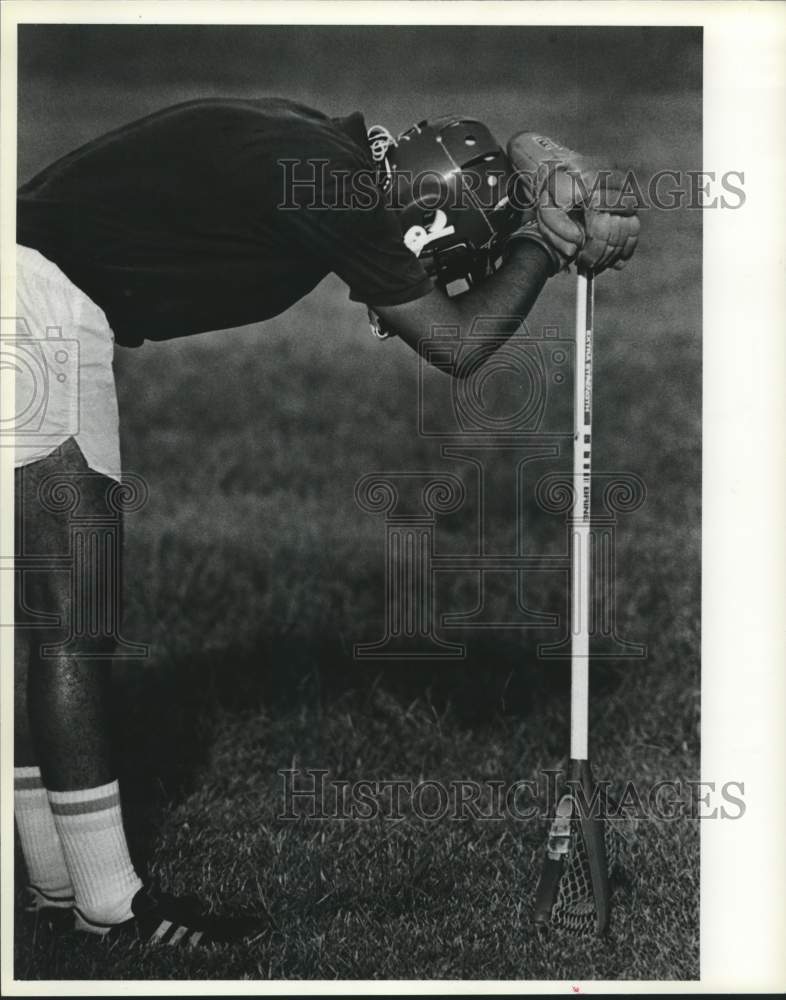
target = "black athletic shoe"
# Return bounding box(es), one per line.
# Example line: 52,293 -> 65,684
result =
74,885 -> 267,947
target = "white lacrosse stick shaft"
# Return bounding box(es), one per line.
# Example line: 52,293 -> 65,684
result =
570,271 -> 594,761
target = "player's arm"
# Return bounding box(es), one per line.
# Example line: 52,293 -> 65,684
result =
373,241 -> 552,378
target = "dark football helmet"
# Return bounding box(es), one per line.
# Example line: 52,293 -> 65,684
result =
370,116 -> 521,295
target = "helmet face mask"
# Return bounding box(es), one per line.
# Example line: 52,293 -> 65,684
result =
382,117 -> 520,295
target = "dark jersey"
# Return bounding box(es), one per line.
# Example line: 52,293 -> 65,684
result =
17,98 -> 432,347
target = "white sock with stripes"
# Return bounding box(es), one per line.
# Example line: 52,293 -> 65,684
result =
48,780 -> 143,925
14,766 -> 73,900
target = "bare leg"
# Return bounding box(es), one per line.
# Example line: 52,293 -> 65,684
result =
14,631 -> 36,766
15,438 -> 115,789
15,439 -> 142,924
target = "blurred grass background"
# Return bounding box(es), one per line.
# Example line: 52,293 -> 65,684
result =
15,24 -> 701,980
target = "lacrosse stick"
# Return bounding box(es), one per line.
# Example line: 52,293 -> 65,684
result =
532,270 -> 622,936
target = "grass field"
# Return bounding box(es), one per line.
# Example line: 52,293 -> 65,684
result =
14,25 -> 701,982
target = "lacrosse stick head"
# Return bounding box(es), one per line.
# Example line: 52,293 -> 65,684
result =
533,758 -> 625,936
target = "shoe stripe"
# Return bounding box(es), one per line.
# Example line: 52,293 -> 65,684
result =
150,919 -> 172,942
74,909 -> 111,936
168,924 -> 188,945
189,931 -> 204,947
26,886 -> 75,910
26,899 -> 75,912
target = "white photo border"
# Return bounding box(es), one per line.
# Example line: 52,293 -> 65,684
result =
1,1 -> 784,994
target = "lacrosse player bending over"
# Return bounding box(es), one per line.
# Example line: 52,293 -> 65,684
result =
14,99 -> 639,946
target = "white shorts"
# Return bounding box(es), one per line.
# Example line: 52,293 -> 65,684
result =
12,245 -> 121,482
